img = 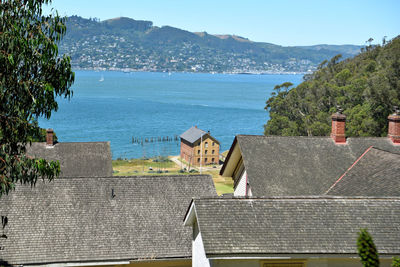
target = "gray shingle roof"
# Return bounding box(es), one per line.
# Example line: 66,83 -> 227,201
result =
180,127 -> 207,144
0,175 -> 216,265
326,148 -> 400,196
234,135 -> 400,196
191,197 -> 400,256
26,142 -> 113,177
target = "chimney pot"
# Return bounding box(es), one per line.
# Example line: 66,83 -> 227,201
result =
336,105 -> 344,115
331,111 -> 346,144
388,107 -> 400,144
46,129 -> 54,146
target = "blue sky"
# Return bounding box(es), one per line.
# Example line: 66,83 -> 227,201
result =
44,0 -> 399,46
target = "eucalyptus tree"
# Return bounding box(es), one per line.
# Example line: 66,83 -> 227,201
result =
0,0 -> 74,196
264,36 -> 400,137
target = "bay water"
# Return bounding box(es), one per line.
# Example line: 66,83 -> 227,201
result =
39,71 -> 302,159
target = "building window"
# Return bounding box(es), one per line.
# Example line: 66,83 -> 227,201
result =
212,142 -> 215,146
198,150 -> 200,155
212,150 -> 215,154
205,158 -> 208,163
197,158 -> 200,163
212,158 -> 215,163
205,142 -> 208,148
205,150 -> 208,155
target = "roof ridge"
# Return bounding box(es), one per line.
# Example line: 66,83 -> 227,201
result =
54,174 -> 213,179
193,195 -> 400,200
238,135 -> 331,138
33,141 -> 110,144
237,135 -> 395,140
368,146 -> 400,155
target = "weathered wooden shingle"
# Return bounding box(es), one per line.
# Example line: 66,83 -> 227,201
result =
0,175 -> 216,265
326,147 -> 400,196
234,135 -> 400,196
26,142 -> 113,177
192,197 -> 400,256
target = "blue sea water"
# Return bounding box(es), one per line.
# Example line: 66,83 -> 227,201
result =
39,71 -> 303,159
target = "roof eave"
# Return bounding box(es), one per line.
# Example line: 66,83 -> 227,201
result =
204,252 -> 398,260
220,136 -> 241,176
183,199 -> 196,226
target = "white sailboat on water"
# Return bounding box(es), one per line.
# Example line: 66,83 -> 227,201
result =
99,75 -> 104,82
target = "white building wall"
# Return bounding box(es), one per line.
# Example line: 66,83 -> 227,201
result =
193,222 -> 211,267
233,170 -> 247,196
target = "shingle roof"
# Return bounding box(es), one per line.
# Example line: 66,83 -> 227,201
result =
234,135 -> 400,196
180,127 -> 207,144
326,147 -> 400,196
190,197 -> 400,256
0,175 -> 216,265
26,142 -> 113,177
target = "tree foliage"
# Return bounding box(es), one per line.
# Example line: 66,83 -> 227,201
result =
393,257 -> 400,267
357,229 -> 380,267
0,0 -> 74,196
265,36 -> 400,137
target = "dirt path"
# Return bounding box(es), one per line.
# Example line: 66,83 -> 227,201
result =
170,156 -> 222,172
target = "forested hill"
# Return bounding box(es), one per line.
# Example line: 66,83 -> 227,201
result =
59,16 -> 361,73
264,36 -> 400,137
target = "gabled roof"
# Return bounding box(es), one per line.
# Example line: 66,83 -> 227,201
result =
180,126 -> 219,144
180,126 -> 207,144
221,135 -> 400,196
0,175 -> 217,265
185,197 -> 400,256
26,141 -> 113,177
326,147 -> 400,196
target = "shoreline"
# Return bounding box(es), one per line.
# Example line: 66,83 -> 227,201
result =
72,67 -> 310,75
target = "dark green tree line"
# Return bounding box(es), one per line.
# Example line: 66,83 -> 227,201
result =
265,36 -> 400,137
0,0 -> 74,196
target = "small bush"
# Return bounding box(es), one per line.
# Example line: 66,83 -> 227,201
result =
357,228 -> 379,267
392,257 -> 400,267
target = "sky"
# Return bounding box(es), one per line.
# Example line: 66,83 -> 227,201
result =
44,0 -> 400,46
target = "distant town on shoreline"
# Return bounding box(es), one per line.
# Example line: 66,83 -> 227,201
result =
60,16 -> 362,74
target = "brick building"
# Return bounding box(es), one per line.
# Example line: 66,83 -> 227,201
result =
180,126 -> 220,166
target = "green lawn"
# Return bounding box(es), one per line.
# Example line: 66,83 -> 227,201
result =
215,182 -> 234,195
112,157 -> 234,195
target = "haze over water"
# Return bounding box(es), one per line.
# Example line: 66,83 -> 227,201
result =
39,71 -> 302,159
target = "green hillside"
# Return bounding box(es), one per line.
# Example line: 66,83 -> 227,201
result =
59,16 -> 361,73
264,36 -> 400,137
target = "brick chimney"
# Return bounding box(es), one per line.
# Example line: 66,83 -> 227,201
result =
46,129 -> 54,146
331,107 -> 346,144
388,106 -> 400,144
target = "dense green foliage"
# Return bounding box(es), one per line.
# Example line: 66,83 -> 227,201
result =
0,0 -> 74,196
27,125 -> 58,143
264,36 -> 400,137
357,229 -> 380,267
392,257 -> 400,267
59,16 -> 360,73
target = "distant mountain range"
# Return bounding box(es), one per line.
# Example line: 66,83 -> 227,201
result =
59,16 -> 362,73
